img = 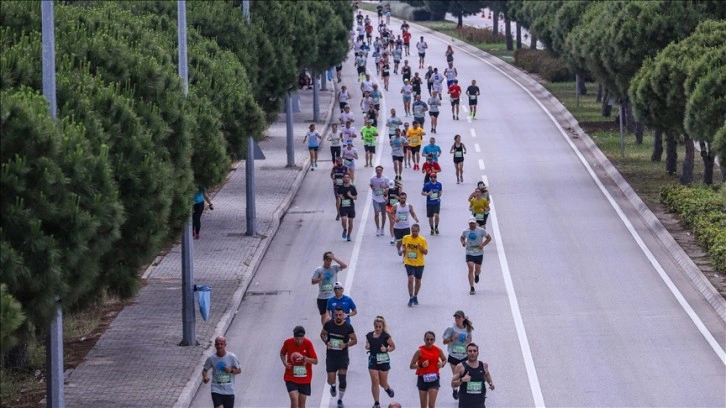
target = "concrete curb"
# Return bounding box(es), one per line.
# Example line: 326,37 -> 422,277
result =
417,25 -> 726,324
174,84 -> 338,408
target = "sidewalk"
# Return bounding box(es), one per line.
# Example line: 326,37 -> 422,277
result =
63,82 -> 337,407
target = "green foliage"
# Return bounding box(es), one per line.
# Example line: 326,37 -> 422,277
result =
0,283 -> 25,354
660,184 -> 726,272
455,26 -> 498,44
513,49 -> 571,82
684,43 -> 726,143
714,127 -> 726,168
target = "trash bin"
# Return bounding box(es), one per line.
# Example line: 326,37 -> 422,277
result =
197,285 -> 211,321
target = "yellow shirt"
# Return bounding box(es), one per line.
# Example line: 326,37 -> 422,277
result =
406,127 -> 424,147
402,234 -> 427,267
469,197 -> 489,215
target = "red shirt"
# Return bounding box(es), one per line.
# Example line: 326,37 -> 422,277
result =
422,161 -> 441,176
280,337 -> 318,384
448,84 -> 462,99
416,345 -> 442,376
402,31 -> 411,44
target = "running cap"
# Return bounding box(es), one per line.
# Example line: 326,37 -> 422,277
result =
333,282 -> 344,289
468,218 -> 477,224
453,310 -> 465,318
293,326 -> 306,337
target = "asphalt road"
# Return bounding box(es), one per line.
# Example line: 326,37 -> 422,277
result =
191,13 -> 726,408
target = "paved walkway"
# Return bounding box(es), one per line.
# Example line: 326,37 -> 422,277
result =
63,81 -> 337,407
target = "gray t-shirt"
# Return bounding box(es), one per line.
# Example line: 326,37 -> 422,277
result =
390,135 -> 407,157
412,100 -> 428,118
461,227 -> 489,256
442,326 -> 470,360
203,352 -> 241,395
370,175 -> 390,203
312,265 -> 342,299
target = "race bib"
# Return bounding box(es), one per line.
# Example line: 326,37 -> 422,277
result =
330,338 -> 344,350
397,213 -> 408,222
335,178 -> 344,185
411,137 -> 419,144
214,371 -> 231,384
430,192 -> 439,200
475,213 -> 485,220
407,251 -> 418,260
341,199 -> 352,207
375,188 -> 384,196
453,343 -> 466,354
422,373 -> 438,383
455,151 -> 463,157
322,282 -> 333,292
466,381 -> 483,394
469,95 -> 476,100
344,159 -> 353,166
292,365 -> 307,378
389,198 -> 399,205
376,352 -> 390,364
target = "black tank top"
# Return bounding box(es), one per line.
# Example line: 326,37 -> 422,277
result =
387,189 -> 400,206
366,331 -> 391,364
458,361 -> 487,405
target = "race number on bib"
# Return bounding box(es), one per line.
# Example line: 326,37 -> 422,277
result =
422,373 -> 439,383
466,381 -> 483,394
292,365 -> 307,377
407,251 -> 418,260
330,338 -> 344,350
341,199 -> 352,207
376,352 -> 390,364
455,151 -> 463,158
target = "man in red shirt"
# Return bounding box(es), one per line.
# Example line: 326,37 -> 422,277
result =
402,30 -> 412,56
280,326 -> 319,408
447,79 -> 462,120
421,154 -> 442,184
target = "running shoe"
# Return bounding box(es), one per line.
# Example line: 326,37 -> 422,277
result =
342,229 -> 347,239
311,167 -> 315,171
315,162 -> 318,168
373,404 -> 381,408
338,400 -> 344,408
470,287 -> 476,295
385,387 -> 395,398
336,214 -> 340,221
330,385 -> 337,397
435,227 -> 439,235
453,389 -> 459,400
408,298 -> 414,307
397,248 -> 403,256
430,229 -> 435,235
346,234 -> 351,242
412,296 -> 419,305
390,237 -> 395,245
475,274 -> 480,284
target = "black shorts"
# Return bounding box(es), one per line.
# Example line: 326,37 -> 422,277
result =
308,146 -> 319,152
466,254 -> 483,265
429,111 -> 439,117
405,265 -> 424,279
374,104 -> 380,111
426,203 -> 440,217
410,145 -> 421,154
468,98 -> 478,106
392,155 -> 404,162
285,381 -> 312,396
418,52 -> 425,58
451,98 -> 460,105
340,206 -> 356,218
330,146 -> 341,158
368,356 -> 392,371
357,66 -> 366,74
336,65 -> 343,72
414,117 -> 425,126
454,156 -> 464,164
357,34 -> 364,41
474,213 -> 489,226
382,72 -> 390,77
364,145 -> 376,153
448,354 -> 466,366
394,227 -> 410,241
416,374 -> 440,391
211,393 -> 235,408
317,298 -> 329,315
367,32 -> 372,38
326,356 -> 350,373
403,75 -> 411,82
339,102 -> 348,111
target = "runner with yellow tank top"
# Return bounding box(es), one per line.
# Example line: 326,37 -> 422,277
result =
401,224 -> 427,307
406,122 -> 425,171
468,188 -> 490,228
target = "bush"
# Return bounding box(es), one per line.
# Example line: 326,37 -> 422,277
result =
455,26 -> 497,44
389,1 -> 430,21
514,48 -> 573,82
661,184 -> 726,272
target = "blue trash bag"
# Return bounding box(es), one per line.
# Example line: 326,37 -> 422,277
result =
197,285 -> 211,321
327,68 -> 334,81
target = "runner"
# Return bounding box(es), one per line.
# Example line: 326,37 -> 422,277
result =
421,154 -> 442,184
303,123 -> 321,170
311,252 -> 348,325
362,121 -> 379,168
444,62 -> 458,88
401,79 -> 413,117
381,57 -> 391,90
402,122 -> 412,168
366,316 -> 396,408
328,123 -> 343,162
330,157 -> 349,220
326,282 -> 358,324
443,311 -> 474,400
451,343 -> 495,408
431,68 -> 444,96
460,218 -> 492,294
371,84 -> 382,112
386,109 -> 403,140
356,51 -> 367,82
361,74 -> 374,95
389,129 -> 407,181
416,36 -> 428,69
376,1 -> 384,23
427,91 -> 442,133
402,29 -> 411,56
421,173 -> 442,235
406,121 -> 425,171
450,135 -> 467,184
321,307 -> 357,408
341,141 -> 359,183
392,46 -> 402,74
400,20 -> 410,33
466,80 -> 480,119
340,106 -> 356,127
201,336 -> 240,408
339,85 -> 352,113
336,63 -> 343,83
337,173 -> 358,242
373,48 -> 382,75
280,326 -> 319,408
468,189 -> 490,228
401,224 -> 427,306
422,137 -> 442,162
386,180 -> 403,244
401,60 -> 412,83
424,66 -> 434,96
409,331 -> 447,407
370,166 -> 391,236
365,105 -> 379,129
445,45 -> 455,64
365,22 -> 374,45
447,79 -> 462,120
411,72 -> 423,97
391,192 -> 419,256
385,3 -> 392,24
412,94 -> 428,129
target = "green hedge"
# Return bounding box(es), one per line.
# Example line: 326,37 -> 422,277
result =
513,48 -> 572,82
660,184 -> 726,272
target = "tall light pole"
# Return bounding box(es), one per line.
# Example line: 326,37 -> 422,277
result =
243,0 -> 257,236
41,1 -> 64,406
178,0 -> 196,347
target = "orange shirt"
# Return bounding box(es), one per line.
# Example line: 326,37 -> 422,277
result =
416,345 -> 442,376
280,337 -> 317,384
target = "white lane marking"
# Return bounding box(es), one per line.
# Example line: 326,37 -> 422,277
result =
478,159 -> 486,171
483,174 -> 546,407
474,143 -> 481,153
470,128 -> 477,138
428,33 -> 726,366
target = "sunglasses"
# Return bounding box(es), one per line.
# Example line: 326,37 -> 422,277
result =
424,337 -> 435,341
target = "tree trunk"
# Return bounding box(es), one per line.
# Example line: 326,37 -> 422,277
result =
576,74 -> 587,95
651,129 -> 663,162
457,12 -> 463,29
530,33 -> 537,49
665,130 -> 678,175
700,141 -> 715,185
596,82 -> 603,102
492,9 -> 500,41
635,121 -> 644,144
601,88 -> 612,117
680,134 -> 694,185
505,17 -> 513,50
515,23 -> 522,49
624,100 -> 637,134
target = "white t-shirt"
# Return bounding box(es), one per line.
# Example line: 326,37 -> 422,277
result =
416,41 -> 427,53
370,175 -> 390,203
341,126 -> 358,144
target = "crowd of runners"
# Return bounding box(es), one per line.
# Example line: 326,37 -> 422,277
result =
286,4 -> 496,408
